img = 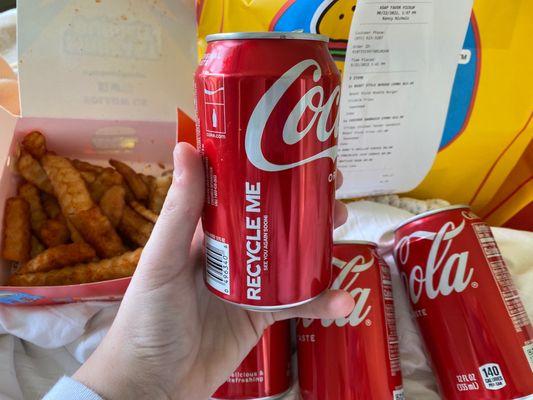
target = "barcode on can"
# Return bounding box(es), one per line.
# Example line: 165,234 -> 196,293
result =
393,388 -> 405,400
523,342 -> 533,372
205,235 -> 230,295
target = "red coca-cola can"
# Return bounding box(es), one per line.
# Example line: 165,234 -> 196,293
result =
393,205 -> 533,399
211,321 -> 292,400
297,241 -> 404,400
194,32 -> 341,310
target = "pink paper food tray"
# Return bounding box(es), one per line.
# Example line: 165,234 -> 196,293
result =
0,0 -> 197,305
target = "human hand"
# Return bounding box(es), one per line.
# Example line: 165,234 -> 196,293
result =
73,143 -> 354,400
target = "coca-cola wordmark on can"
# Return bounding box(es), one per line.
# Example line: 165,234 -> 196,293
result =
297,241 -> 404,400
194,32 -> 341,310
211,321 -> 291,400
394,205 -> 533,399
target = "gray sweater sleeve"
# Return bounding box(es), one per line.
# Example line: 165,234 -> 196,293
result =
42,376 -> 103,400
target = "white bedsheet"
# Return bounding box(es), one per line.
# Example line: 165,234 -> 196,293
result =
0,200 -> 531,400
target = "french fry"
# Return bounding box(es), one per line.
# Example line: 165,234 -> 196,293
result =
8,248 -> 142,287
1,197 -> 31,262
110,159 -> 149,201
118,206 -> 154,247
66,219 -> 86,244
89,168 -> 123,202
18,182 -> 47,234
69,206 -> 126,258
99,185 -> 126,227
40,219 -> 70,247
139,173 -> 155,189
30,236 -> 45,258
41,193 -> 61,219
17,243 -> 96,274
21,131 -> 47,160
129,200 -> 158,223
148,175 -> 172,214
122,182 -> 136,203
41,154 -> 93,215
79,170 -> 97,184
71,159 -> 104,175
17,151 -> 54,194
41,154 -> 125,256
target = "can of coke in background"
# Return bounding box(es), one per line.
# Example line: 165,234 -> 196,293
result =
211,321 -> 291,400
393,205 -> 533,399
297,241 -> 404,400
194,32 -> 341,310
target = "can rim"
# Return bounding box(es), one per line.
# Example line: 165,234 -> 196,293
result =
334,240 -> 377,247
394,204 -> 471,232
206,32 -> 329,43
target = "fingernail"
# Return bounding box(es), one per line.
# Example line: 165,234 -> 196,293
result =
173,144 -> 184,179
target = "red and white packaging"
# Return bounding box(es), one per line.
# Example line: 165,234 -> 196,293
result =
297,241 -> 404,400
393,205 -> 533,399
212,321 -> 292,400
194,32 -> 341,310
0,0 -> 197,305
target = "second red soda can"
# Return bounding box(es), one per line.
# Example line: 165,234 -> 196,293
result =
194,32 -> 341,310
393,205 -> 533,399
211,321 -> 292,400
297,241 -> 404,400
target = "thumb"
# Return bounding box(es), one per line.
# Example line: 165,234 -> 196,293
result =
136,143 -> 205,281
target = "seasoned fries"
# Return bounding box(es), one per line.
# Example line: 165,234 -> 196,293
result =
18,183 -> 47,234
1,197 -> 31,262
17,151 -> 54,194
41,193 -> 61,219
139,173 -> 155,189
21,131 -> 47,160
40,219 -> 70,247
1,131 -> 171,288
30,236 -> 45,258
110,159 -> 149,201
8,248 -> 142,287
129,200 -> 158,223
72,159 -> 104,175
79,171 -> 97,184
17,243 -> 96,274
66,219 -> 86,244
118,206 -> 154,247
89,168 -> 123,202
148,176 -> 172,214
69,207 -> 126,258
99,185 -> 126,227
42,154 -> 94,215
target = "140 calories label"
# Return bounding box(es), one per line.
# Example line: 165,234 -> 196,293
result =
479,363 -> 506,390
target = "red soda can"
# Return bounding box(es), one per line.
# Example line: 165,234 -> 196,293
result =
393,205 -> 533,399
211,321 -> 292,400
194,32 -> 341,310
297,241 -> 404,400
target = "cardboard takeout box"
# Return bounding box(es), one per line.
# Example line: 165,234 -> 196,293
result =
0,0 -> 197,305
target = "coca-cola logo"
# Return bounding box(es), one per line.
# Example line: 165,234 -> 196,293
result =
302,254 -> 373,328
395,220 -> 474,305
245,59 -> 340,171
